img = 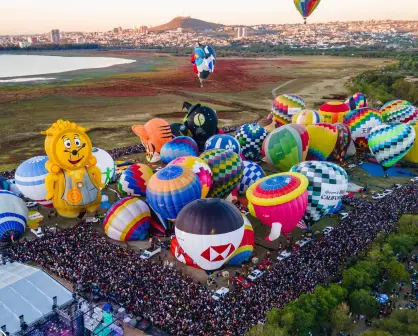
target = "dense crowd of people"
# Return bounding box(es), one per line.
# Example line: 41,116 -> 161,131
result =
5,180 -> 417,335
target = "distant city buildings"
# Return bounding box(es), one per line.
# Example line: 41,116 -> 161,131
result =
140,26 -> 148,34
76,37 -> 86,44
113,27 -> 123,34
50,29 -> 60,44
19,41 -> 31,48
236,27 -> 247,39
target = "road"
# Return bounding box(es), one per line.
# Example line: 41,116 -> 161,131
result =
271,79 -> 298,98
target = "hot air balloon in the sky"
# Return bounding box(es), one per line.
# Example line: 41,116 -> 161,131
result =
246,173 -> 308,241
294,0 -> 321,24
236,123 -> 268,160
306,123 -> 338,161
191,44 -> 216,87
290,161 -> 348,226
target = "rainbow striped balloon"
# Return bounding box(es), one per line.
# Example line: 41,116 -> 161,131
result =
292,110 -> 322,126
344,108 -> 382,150
319,101 -> 350,124
380,99 -> 411,117
382,105 -> 418,124
226,215 -> 255,265
345,93 -> 368,110
104,197 -> 151,241
117,164 -> 154,197
272,94 -> 305,126
306,123 -> 338,161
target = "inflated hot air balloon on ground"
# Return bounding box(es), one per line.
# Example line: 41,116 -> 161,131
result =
345,93 -> 368,110
263,124 -> 309,172
382,105 -> 418,124
292,110 -> 322,126
330,123 -> 351,162
160,136 -> 199,164
103,197 -> 151,241
175,198 -> 244,270
319,101 -> 350,124
246,173 -> 308,241
368,124 -> 416,168
290,161 -> 348,226
169,156 -> 213,198
191,44 -> 216,87
204,134 -> 241,155
171,236 -> 200,268
288,124 -> 309,161
117,164 -> 154,197
294,0 -> 321,24
132,118 -> 173,163
404,122 -> 418,163
306,123 -> 338,161
183,102 -> 218,151
226,215 -> 255,266
170,123 -> 192,137
146,165 -> 202,221
200,149 -> 243,199
15,156 -> 53,208
0,190 -> 28,241
272,94 -> 305,126
380,100 -> 411,117
344,108 -> 382,150
237,161 -> 265,194
0,178 -> 11,192
92,147 -> 116,185
236,123 -> 267,160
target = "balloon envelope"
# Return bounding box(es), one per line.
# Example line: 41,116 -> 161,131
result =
236,123 -> 267,160
226,215 -> 255,266
345,93 -> 368,110
92,147 -> 116,185
160,136 -> 199,164
204,134 -> 241,155
306,123 -> 338,161
294,0 -> 321,22
380,100 -> 411,117
382,105 -> 418,124
272,94 -> 305,126
292,110 -> 322,126
0,190 -> 28,241
117,164 -> 154,197
237,161 -> 266,194
331,123 -> 351,161
344,108 -> 382,150
184,104 -> 218,151
404,122 -> 418,163
319,101 -> 350,124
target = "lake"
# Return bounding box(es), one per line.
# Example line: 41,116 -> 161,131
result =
0,54 -> 136,80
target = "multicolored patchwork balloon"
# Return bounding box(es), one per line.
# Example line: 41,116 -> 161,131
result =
330,123 -> 351,162
345,93 -> 368,110
117,164 -> 154,197
204,134 -> 241,155
290,161 -> 348,224
200,149 -> 243,199
319,101 -> 350,124
344,108 -> 382,150
160,136 -> 199,164
288,124 -> 309,161
306,123 -> 338,161
292,110 -> 322,126
382,105 -> 418,124
380,99 -> 411,117
368,124 -> 416,168
236,123 -> 268,160
237,161 -> 265,194
272,94 -> 305,126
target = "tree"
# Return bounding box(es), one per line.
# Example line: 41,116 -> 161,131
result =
360,331 -> 391,336
368,243 -> 395,266
388,234 -> 415,257
247,324 -> 287,336
330,303 -> 353,333
266,308 -> 282,327
371,310 -> 418,335
398,215 -> 418,241
384,260 -> 410,286
327,284 -> 348,303
342,268 -> 375,292
348,290 -> 380,318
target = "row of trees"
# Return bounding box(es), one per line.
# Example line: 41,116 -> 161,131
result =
247,214 -> 418,336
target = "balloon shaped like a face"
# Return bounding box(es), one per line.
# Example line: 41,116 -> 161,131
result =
272,94 -> 305,126
319,101 -> 350,124
382,105 -> 418,125
246,173 -> 308,241
368,124 -> 416,168
160,136 -> 199,164
306,123 -> 338,161
344,108 -> 382,150
185,105 -> 218,151
117,164 -> 154,197
0,190 -> 28,241
92,147 -> 116,186
345,93 -> 368,110
175,198 -> 244,270
204,134 -> 241,155
236,123 -> 267,160
169,156 -> 213,198
132,118 -> 173,163
290,161 -> 348,224
104,197 -> 151,241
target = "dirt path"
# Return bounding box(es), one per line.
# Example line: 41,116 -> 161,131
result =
271,79 -> 298,98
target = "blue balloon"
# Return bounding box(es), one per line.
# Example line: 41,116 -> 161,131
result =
236,123 -> 268,160
237,161 -> 266,194
160,136 -> 199,164
204,134 -> 241,155
0,190 -> 28,241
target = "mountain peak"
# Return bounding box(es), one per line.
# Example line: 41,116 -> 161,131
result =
149,17 -> 223,32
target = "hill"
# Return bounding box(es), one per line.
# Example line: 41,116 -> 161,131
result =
149,16 -> 223,32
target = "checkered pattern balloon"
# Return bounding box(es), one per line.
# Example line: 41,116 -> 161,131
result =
290,161 -> 348,224
237,161 -> 266,194
272,94 -> 305,126
200,149 -> 243,199
380,99 -> 411,117
236,123 -> 267,160
368,124 -> 416,168
382,105 -> 418,124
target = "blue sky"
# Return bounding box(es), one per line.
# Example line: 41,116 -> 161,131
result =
1,0 -> 416,35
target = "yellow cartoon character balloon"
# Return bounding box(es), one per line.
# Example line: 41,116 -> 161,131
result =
41,120 -> 103,218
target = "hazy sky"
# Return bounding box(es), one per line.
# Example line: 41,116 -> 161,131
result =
1,0 -> 417,35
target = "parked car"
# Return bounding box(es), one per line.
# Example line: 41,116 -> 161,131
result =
85,217 -> 99,223
394,184 -> 402,189
383,189 -> 393,195
140,247 -> 161,260
26,202 -> 38,208
372,193 -> 385,200
295,237 -> 312,248
247,269 -> 265,281
212,287 -> 229,301
232,276 -> 252,288
322,226 -> 334,235
31,228 -> 44,238
277,250 -> 292,261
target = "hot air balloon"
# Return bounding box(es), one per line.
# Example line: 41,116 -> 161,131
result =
0,178 -> 12,192
404,122 -> 418,163
288,124 -> 309,161
306,123 -> 338,161
345,139 -> 357,158
146,165 -> 202,221
191,44 -> 216,87
237,161 -> 266,194
171,236 -> 200,268
292,110 -> 323,126
272,94 -> 305,126
92,147 -> 116,185
14,156 -> 53,208
294,0 -> 321,24
319,101 -> 350,124
380,100 -> 411,117
169,156 -> 213,198
103,197 -> 151,241
330,123 -> 351,162
345,93 -> 368,110
343,108 -> 382,150
290,161 -> 348,225
246,173 -> 308,241
236,123 -> 268,160
382,105 -> 418,124
132,118 -> 173,163
117,164 -> 154,197
170,123 -> 192,137
204,134 -> 241,155
200,149 -> 243,199
226,215 -> 255,266
160,136 -> 199,164
183,102 -> 218,151
263,125 -> 308,171
368,124 -> 416,168
175,198 -> 244,270
0,190 -> 28,241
